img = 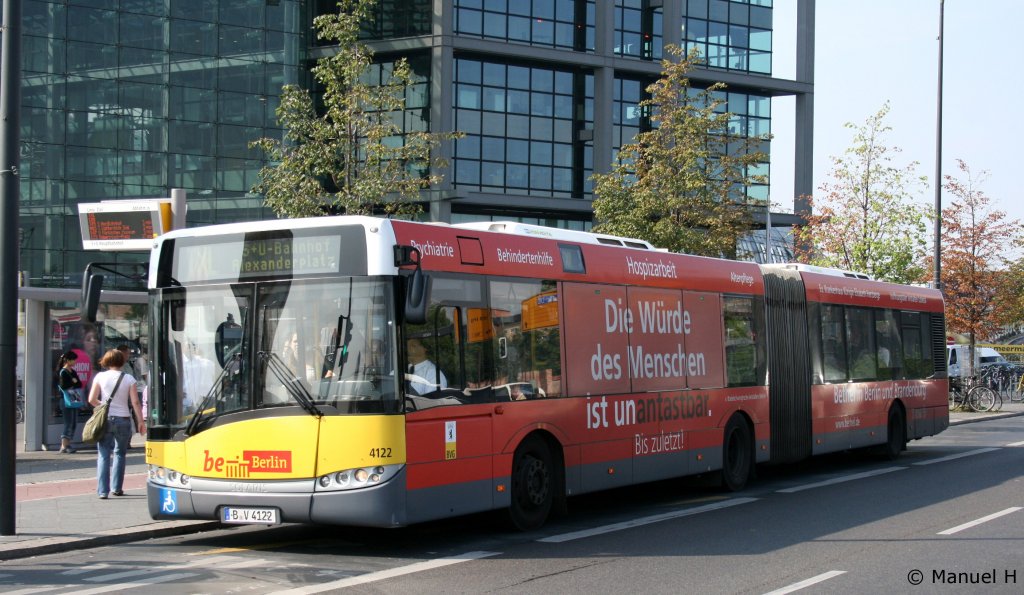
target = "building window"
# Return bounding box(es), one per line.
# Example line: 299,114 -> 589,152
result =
450,212 -> 592,231
682,0 -> 772,75
453,58 -> 593,199
20,0 -> 298,287
454,0 -> 595,52
614,0 -> 662,60
365,0 -> 432,40
315,0 -> 431,43
613,79 -> 770,204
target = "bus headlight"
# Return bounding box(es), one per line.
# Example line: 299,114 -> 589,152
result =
316,463 -> 402,492
149,465 -> 191,489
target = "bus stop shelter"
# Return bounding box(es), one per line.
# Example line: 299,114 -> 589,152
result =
18,286 -> 147,451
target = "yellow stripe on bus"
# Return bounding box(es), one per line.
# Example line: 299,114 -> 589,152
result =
145,415 -> 406,479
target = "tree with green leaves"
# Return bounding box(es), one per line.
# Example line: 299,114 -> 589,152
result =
591,46 -> 768,258
251,0 -> 459,219
793,102 -> 930,284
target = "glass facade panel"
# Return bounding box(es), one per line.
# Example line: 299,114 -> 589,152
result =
614,0 -> 663,60
358,0 -> 432,40
613,76 -> 770,201
453,58 -> 592,199
454,0 -> 595,51
19,0 -> 302,287
683,0 -> 773,75
19,0 -> 791,291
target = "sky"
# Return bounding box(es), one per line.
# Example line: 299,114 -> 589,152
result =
770,0 -> 1024,229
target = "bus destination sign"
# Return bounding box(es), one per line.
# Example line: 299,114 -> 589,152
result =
173,231 -> 348,284
236,235 -> 341,279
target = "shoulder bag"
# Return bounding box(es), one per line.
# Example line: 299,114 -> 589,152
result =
59,386 -> 84,409
58,368 -> 84,409
82,372 -> 125,444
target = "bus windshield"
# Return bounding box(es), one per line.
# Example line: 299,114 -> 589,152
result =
150,277 -> 399,433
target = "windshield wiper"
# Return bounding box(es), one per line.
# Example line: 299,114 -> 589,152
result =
184,353 -> 240,436
259,350 -> 322,417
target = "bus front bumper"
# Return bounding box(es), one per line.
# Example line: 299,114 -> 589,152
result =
147,466 -> 408,528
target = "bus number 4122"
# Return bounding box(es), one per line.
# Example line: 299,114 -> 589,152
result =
369,447 -> 392,458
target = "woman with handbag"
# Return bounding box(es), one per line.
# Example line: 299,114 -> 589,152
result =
56,351 -> 85,453
87,349 -> 146,499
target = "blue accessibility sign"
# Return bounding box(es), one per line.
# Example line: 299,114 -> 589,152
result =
159,488 -> 178,514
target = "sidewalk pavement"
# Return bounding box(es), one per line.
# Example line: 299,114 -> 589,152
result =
2,402 -> 1023,561
1,427 -> 220,561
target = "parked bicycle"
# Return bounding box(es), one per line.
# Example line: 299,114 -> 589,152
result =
1013,366 -> 1024,402
949,375 -> 997,412
978,365 -> 1005,411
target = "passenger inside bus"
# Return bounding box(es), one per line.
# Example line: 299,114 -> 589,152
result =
182,341 -> 216,413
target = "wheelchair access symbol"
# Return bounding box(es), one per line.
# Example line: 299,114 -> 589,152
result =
160,489 -> 178,514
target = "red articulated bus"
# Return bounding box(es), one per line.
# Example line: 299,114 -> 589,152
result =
143,217 -> 948,530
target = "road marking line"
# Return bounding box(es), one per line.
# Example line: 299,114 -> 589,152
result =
538,497 -> 759,543
221,558 -> 273,569
62,572 -> 199,595
85,555 -> 237,582
2,586 -> 61,595
938,507 -> 1023,535
762,570 -> 847,595
268,551 -> 500,594
776,467 -> 905,493
1006,440 -> 1024,447
196,539 -> 328,555
63,564 -> 111,575
912,447 -> 1000,466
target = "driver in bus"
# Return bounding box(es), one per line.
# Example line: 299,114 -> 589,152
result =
406,337 -> 447,395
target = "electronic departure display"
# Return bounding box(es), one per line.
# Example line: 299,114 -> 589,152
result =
78,201 -> 170,251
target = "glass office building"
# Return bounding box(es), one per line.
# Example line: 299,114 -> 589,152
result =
15,0 -> 812,449
17,0 -> 814,288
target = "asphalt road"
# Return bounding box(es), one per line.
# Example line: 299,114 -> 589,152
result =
2,416 -> 1023,594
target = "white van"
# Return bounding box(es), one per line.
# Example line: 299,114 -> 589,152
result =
947,345 -> 1006,377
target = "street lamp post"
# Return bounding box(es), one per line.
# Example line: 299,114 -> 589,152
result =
0,0 -> 23,536
933,0 -> 944,290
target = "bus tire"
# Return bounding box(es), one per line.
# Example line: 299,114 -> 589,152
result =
883,405 -> 906,460
508,435 -> 553,531
721,415 -> 752,492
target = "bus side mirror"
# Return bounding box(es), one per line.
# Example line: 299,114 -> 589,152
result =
81,273 -> 104,323
404,269 -> 431,325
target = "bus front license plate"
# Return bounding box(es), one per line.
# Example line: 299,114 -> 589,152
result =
222,506 -> 279,525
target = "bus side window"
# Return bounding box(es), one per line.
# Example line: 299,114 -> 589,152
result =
900,311 -> 925,379
846,307 -> 877,380
724,296 -> 758,387
404,274 -> 494,408
489,279 -> 561,399
875,310 -> 903,380
821,305 -> 848,383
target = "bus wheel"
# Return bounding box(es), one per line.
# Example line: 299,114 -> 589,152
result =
721,415 -> 752,492
508,436 -> 553,531
884,406 -> 906,460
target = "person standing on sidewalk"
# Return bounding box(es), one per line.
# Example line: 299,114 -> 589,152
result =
87,349 -> 146,499
56,351 -> 84,453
